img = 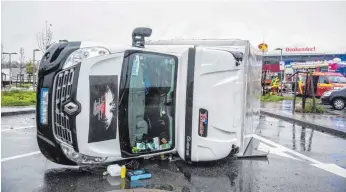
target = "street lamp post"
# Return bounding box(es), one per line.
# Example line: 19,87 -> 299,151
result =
275,48 -> 284,96
33,49 -> 40,87
2,52 -> 18,85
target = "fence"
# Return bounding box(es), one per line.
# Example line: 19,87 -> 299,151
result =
290,71 -> 317,113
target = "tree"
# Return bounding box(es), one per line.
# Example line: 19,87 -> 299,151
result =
26,61 -> 34,75
19,48 -> 25,75
36,21 -> 53,53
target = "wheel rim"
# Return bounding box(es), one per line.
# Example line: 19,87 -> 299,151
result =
334,100 -> 345,109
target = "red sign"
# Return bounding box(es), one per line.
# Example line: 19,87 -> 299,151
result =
262,64 -> 281,73
285,47 -> 316,52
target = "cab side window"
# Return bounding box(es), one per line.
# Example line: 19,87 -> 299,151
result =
318,76 -> 328,84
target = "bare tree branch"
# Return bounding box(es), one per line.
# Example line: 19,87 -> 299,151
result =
36,33 -> 44,53
36,22 -> 53,53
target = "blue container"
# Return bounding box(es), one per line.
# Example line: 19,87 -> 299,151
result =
127,169 -> 152,181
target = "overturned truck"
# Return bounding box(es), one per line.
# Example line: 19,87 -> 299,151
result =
36,28 -> 262,165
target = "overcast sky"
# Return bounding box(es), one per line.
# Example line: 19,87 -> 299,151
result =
2,0 -> 346,61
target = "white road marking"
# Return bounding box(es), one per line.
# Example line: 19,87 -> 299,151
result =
257,142 -> 301,161
2,126 -> 35,132
1,151 -> 41,163
312,164 -> 346,178
252,134 -> 321,164
253,134 -> 346,179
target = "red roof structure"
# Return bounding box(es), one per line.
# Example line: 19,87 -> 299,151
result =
262,64 -> 281,72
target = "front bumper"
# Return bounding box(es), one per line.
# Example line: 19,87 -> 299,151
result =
36,42 -> 81,165
320,96 -> 331,105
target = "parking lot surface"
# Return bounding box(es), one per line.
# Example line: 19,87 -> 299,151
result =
2,114 -> 346,192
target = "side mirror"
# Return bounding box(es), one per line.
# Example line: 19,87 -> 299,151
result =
133,27 -> 152,37
132,27 -> 152,48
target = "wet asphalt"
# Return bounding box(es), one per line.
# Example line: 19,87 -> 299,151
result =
1,114 -> 346,192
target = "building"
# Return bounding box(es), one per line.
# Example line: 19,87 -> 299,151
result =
262,45 -> 346,79
264,53 -> 346,65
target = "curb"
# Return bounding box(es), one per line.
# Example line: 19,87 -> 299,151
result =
260,109 -> 346,138
1,109 -> 36,117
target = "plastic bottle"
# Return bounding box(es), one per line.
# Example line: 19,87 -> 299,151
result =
120,165 -> 127,178
107,164 -> 121,177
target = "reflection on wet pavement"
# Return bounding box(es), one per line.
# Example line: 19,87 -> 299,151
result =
34,160 -> 246,192
258,115 -> 346,168
30,155 -> 346,192
261,100 -> 346,116
261,100 -> 294,112
261,100 -> 346,134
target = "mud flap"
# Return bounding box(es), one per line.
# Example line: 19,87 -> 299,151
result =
235,136 -> 268,159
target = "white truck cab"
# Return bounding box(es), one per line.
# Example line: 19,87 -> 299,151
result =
36,28 -> 262,165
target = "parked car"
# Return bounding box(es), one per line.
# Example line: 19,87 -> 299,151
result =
321,86 -> 346,110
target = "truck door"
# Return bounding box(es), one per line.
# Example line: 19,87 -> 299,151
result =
311,75 -> 319,96
177,46 -> 257,162
317,75 -> 329,96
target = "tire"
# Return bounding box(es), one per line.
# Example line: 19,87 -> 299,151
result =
332,98 -> 346,110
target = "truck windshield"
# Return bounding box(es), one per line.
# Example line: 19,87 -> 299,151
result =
122,52 -> 177,154
328,75 -> 346,83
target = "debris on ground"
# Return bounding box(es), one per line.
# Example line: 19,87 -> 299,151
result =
127,169 -> 152,181
107,164 -> 121,177
125,159 -> 141,170
121,165 -> 127,178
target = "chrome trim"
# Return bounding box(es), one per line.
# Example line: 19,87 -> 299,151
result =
64,102 -> 79,115
52,67 -> 75,146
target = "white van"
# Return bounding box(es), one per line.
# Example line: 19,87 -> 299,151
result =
36,28 -> 262,165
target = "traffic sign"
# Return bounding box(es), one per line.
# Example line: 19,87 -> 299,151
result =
258,43 -> 268,53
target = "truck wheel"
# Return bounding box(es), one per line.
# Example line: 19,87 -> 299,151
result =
332,98 -> 345,110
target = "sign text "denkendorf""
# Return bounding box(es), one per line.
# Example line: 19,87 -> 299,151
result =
285,47 -> 316,52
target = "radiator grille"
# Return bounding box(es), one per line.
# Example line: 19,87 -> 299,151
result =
52,68 -> 75,145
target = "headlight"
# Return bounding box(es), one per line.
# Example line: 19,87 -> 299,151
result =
322,91 -> 332,97
61,143 -> 107,164
63,47 -> 110,69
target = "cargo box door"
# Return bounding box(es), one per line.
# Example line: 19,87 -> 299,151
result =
182,47 -> 244,162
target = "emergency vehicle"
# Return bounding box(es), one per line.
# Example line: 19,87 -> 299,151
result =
297,72 -> 346,97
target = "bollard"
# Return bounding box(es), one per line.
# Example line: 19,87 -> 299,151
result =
302,72 -> 309,111
292,73 -> 298,114
310,72 -> 316,113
